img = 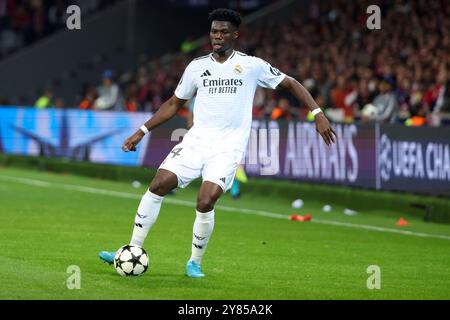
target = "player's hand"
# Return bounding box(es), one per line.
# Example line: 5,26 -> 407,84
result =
315,112 -> 336,146
122,130 -> 145,152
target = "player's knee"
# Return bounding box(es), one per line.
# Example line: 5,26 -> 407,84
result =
149,171 -> 178,196
149,184 -> 164,196
196,197 -> 215,212
149,179 -> 172,197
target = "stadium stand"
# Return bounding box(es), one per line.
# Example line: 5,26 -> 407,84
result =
1,0 -> 449,126
0,0 -> 119,59
79,0 -> 450,126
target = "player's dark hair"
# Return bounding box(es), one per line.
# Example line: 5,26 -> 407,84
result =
208,8 -> 242,29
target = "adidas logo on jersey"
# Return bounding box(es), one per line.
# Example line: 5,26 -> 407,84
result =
201,70 -> 212,77
220,177 -> 226,183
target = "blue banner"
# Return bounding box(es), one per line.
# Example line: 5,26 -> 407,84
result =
0,107 -> 151,167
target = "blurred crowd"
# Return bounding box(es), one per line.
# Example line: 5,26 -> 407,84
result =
0,0 -> 116,58
12,0 -> 450,126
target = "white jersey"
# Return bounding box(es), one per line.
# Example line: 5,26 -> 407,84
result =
175,50 -> 286,152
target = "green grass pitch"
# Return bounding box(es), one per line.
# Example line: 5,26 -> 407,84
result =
0,166 -> 449,300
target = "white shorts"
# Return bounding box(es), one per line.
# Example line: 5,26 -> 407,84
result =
159,142 -> 244,192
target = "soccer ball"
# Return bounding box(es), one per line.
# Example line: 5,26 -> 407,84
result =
362,103 -> 379,119
291,198 -> 304,209
114,245 -> 149,276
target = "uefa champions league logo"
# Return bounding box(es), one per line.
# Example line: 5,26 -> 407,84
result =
379,134 -> 392,181
379,133 -> 448,183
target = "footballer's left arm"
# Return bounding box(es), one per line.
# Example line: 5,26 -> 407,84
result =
278,76 -> 336,146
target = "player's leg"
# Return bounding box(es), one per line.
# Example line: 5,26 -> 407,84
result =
186,150 -> 243,277
186,181 -> 223,278
100,142 -> 202,266
230,179 -> 240,198
130,169 -> 178,247
99,169 -> 178,264
231,165 -> 247,199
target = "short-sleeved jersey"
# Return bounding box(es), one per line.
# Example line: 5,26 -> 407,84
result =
175,50 -> 286,152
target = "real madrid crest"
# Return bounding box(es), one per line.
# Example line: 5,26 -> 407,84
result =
234,64 -> 243,75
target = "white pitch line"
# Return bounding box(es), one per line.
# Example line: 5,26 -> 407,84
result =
1,174 -> 450,241
311,219 -> 450,240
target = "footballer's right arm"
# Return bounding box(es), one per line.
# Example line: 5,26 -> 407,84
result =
122,95 -> 187,152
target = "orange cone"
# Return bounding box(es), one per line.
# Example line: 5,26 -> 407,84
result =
289,214 -> 304,221
396,217 -> 409,227
289,214 -> 312,222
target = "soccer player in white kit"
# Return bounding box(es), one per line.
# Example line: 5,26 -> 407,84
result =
100,8 -> 336,277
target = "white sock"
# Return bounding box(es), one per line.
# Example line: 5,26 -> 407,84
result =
130,190 -> 164,247
190,210 -> 215,264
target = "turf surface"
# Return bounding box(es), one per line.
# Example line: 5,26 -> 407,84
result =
0,167 -> 449,299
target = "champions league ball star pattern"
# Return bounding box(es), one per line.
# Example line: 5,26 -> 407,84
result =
114,245 -> 149,276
